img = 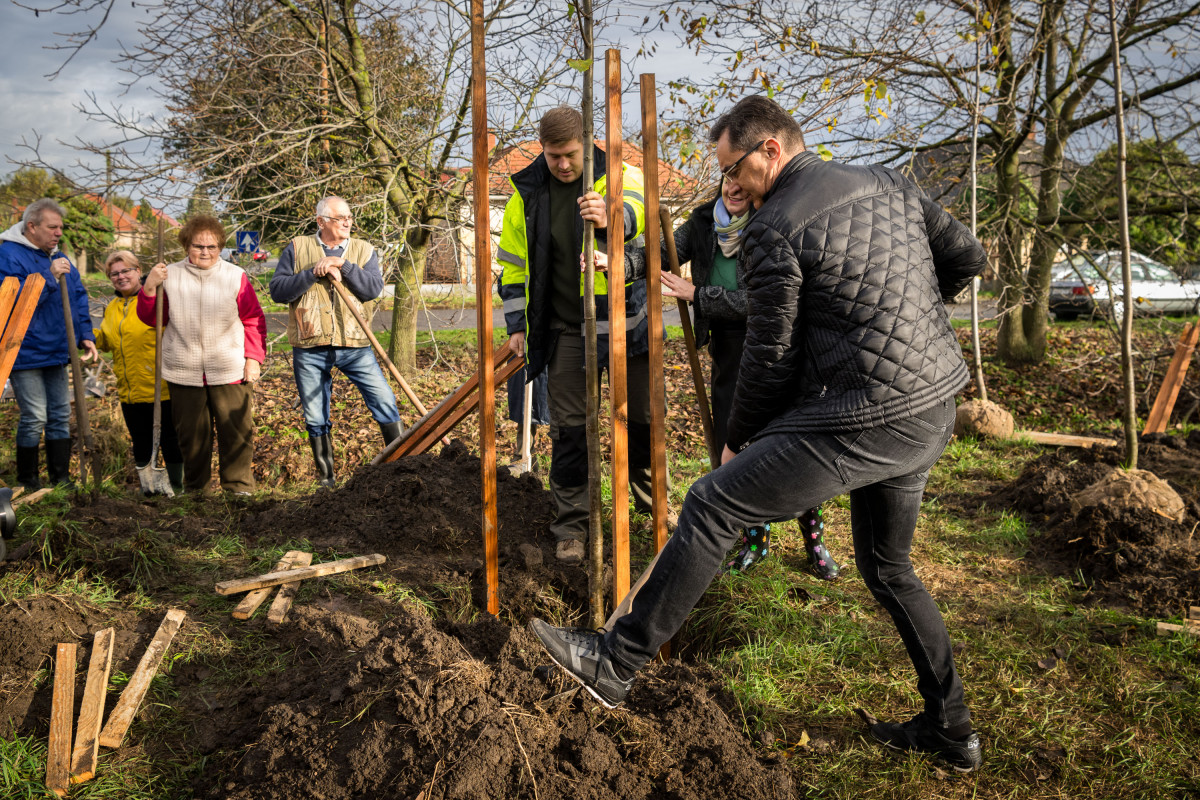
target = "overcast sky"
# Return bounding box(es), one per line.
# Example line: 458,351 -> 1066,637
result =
1,2 -> 164,182
0,0 -> 702,207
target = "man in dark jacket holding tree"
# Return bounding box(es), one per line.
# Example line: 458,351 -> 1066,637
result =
531,96 -> 988,773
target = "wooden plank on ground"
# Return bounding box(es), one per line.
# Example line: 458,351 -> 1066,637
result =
215,554 -> 386,595
266,551 -> 314,625
232,551 -> 304,620
1156,621 -> 1200,637
1019,430 -> 1119,449
1143,321 -> 1200,435
46,642 -> 77,797
70,628 -> 114,783
13,487 -> 53,508
97,609 -> 186,749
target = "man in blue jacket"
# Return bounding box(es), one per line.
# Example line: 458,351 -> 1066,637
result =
1,198 -> 97,489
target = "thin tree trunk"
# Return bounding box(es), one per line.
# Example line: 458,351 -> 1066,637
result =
578,0 -> 605,630
969,5 -> 987,402
387,239 -> 423,376
1109,0 -> 1137,469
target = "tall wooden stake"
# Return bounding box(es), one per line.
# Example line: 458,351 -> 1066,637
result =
470,0 -> 499,615
640,74 -> 669,553
605,49 -> 630,610
579,0 -> 606,629
969,4 -> 987,403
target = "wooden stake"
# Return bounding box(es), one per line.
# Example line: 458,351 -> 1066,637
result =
233,551 -> 304,620
97,609 -> 186,749
46,642 -> 77,797
471,0 -> 498,616
214,554 -> 385,595
13,487 -> 53,508
70,628 -> 114,783
266,551 -> 314,625
1019,430 -> 1119,448
606,48 -> 630,609
661,207 -> 719,468
1189,606 -> 1200,621
1143,321 -> 1200,435
0,273 -> 44,387
640,73 -> 669,554
375,340 -> 519,463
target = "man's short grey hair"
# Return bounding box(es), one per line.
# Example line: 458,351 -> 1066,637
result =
315,196 -> 346,219
23,198 -> 67,228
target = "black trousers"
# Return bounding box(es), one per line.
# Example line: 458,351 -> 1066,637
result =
706,322 -> 747,455
121,401 -> 184,467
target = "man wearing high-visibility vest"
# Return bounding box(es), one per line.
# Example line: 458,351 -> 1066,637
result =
497,106 -> 657,565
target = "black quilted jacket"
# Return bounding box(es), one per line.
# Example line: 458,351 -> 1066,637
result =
725,152 -> 987,451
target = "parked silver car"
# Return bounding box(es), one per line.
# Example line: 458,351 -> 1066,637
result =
1048,250 -> 1200,321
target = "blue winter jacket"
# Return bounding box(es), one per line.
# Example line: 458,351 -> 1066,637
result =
0,222 -> 94,371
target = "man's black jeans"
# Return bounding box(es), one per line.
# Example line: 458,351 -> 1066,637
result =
604,398 -> 970,731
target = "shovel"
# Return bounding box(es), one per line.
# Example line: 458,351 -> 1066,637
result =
58,263 -> 99,490
507,371 -> 533,476
137,218 -> 174,496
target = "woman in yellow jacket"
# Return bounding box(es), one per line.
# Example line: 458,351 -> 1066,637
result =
94,250 -> 183,489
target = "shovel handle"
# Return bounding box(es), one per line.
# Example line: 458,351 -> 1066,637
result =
57,270 -> 93,485
329,280 -> 446,443
659,208 -> 719,469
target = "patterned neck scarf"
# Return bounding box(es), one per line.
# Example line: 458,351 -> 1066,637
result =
713,196 -> 751,258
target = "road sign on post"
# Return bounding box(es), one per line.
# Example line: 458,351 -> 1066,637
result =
237,232 -> 260,253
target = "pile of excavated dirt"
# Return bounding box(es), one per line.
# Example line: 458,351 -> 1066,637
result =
2,444 -> 795,799
990,434 -> 1200,617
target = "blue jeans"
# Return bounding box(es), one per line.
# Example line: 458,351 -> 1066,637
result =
604,398 -> 970,731
10,366 -> 71,446
292,345 -> 400,438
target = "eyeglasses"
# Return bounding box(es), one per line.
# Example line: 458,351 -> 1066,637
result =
108,267 -> 139,279
321,215 -> 353,224
721,139 -> 766,180
189,244 -> 220,252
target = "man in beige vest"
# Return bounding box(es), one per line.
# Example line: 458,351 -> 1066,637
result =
269,196 -> 402,487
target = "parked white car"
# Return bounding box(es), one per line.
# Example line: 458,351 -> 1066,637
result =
1048,251 -> 1200,321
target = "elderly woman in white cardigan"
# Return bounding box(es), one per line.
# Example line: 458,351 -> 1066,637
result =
138,215 -> 266,494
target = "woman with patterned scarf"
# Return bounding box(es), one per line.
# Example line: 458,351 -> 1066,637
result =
660,179 -> 841,580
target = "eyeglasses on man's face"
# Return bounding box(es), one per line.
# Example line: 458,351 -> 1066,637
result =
721,139 -> 767,180
321,215 -> 353,224
108,267 -> 138,279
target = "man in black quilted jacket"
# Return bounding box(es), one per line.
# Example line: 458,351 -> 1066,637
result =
531,96 -> 988,772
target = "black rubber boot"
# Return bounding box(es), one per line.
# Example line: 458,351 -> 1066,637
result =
45,439 -> 75,488
16,446 -> 41,490
379,421 -> 404,447
165,462 -> 184,493
309,434 -> 336,488
802,506 -> 841,581
725,523 -> 771,573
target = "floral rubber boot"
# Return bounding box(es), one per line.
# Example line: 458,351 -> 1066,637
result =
725,523 -> 771,573
802,506 -> 841,581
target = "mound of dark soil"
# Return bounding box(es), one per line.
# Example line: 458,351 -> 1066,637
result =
3,445 -> 793,799
204,602 -> 793,800
991,436 -> 1200,617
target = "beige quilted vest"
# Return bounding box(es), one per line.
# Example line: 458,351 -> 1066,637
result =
286,236 -> 377,348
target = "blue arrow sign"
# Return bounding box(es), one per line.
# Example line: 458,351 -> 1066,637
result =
238,231 -> 261,253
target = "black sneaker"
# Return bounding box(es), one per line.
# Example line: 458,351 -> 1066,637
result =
528,619 -> 633,709
871,715 -> 983,773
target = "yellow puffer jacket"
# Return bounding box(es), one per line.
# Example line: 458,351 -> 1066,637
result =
93,293 -> 169,404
